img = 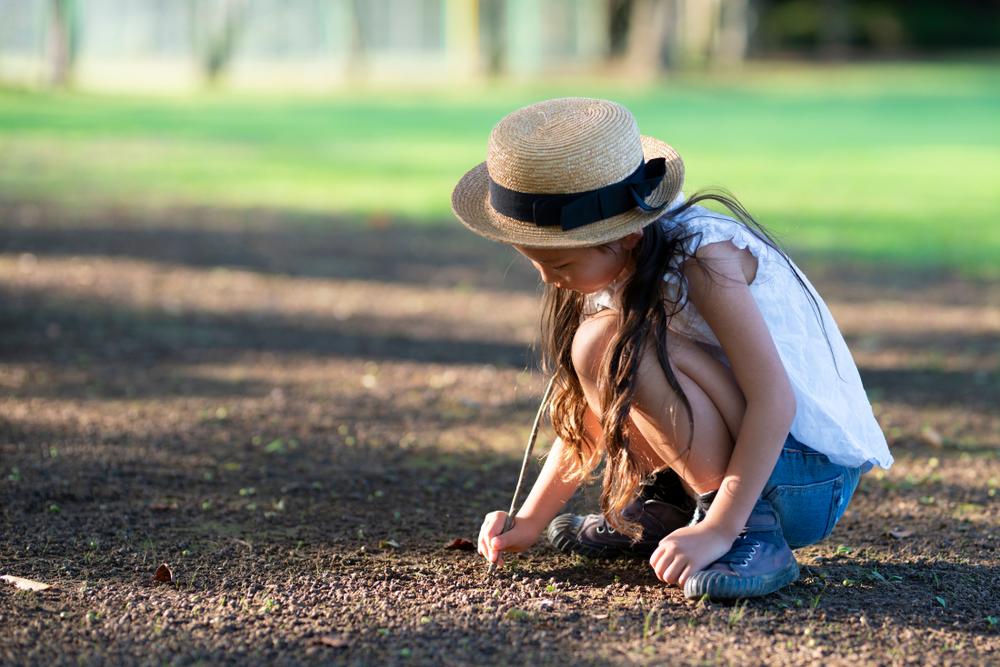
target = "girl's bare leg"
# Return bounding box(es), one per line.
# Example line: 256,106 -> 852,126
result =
572,311 -> 747,495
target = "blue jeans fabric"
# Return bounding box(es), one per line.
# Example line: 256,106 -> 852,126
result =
761,433 -> 865,549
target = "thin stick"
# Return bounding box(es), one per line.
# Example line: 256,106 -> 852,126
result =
487,373 -> 557,577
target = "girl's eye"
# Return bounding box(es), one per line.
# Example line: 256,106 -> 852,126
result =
553,263 -> 571,270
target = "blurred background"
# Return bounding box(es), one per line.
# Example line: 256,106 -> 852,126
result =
0,0 -> 998,273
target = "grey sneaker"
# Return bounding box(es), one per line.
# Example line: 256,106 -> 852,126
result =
547,470 -> 694,559
683,496 -> 799,600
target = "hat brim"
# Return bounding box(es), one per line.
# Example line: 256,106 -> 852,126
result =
451,135 -> 684,248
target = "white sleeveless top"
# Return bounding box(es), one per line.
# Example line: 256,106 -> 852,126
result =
584,197 -> 893,471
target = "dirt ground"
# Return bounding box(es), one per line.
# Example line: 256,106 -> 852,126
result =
1,202 -> 997,666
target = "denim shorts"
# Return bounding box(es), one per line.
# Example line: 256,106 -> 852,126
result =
761,433 -> 865,549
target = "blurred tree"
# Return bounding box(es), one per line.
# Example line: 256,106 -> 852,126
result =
48,0 -> 78,87
191,0 -> 249,84
624,0 -> 673,77
479,0 -> 505,76
819,0 -> 850,58
621,0 -> 751,75
345,0 -> 366,78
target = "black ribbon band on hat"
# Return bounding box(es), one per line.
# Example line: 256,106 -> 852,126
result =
488,157 -> 668,231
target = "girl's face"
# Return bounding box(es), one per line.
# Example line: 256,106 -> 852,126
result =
514,232 -> 642,295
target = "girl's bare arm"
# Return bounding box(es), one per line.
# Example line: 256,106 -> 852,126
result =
513,434 -> 583,531
479,414 -> 598,565
683,241 -> 796,539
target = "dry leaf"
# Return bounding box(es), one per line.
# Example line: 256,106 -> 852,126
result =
315,635 -> 349,649
149,501 -> 177,512
888,527 -> 914,539
1,575 -> 52,591
153,563 -> 173,583
444,538 -> 475,552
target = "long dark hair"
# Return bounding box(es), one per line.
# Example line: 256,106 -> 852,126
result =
540,188 -> 832,538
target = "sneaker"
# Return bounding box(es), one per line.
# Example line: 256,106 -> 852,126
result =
547,469 -> 694,559
683,496 -> 799,600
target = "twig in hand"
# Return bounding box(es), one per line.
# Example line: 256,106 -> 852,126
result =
486,373 -> 557,578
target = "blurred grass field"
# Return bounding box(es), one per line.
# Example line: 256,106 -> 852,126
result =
1,62 -> 997,276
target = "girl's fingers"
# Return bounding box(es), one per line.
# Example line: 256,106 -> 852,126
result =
664,557 -> 688,585
650,551 -> 670,582
650,543 -> 674,581
677,564 -> 694,587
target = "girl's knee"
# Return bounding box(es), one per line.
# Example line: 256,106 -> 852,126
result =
571,311 -> 618,381
571,311 -> 693,385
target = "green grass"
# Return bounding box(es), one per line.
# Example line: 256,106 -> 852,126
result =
1,61 -> 998,276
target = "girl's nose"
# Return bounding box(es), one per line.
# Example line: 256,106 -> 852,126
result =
537,266 -> 557,284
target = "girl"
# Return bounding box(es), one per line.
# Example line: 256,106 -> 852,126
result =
451,98 -> 892,600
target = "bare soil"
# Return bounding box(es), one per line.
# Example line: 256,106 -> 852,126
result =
1,203 -> 997,666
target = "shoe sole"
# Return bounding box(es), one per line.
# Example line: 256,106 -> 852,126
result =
546,514 -> 652,560
682,560 -> 800,600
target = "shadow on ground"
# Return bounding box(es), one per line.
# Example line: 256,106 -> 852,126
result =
1,201 -> 997,665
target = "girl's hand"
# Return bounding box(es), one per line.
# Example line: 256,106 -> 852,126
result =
477,511 -> 542,568
648,522 -> 736,586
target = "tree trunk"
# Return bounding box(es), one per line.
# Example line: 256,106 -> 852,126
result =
48,0 -> 78,87
820,0 -> 850,60
624,0 -> 673,78
193,0 -> 250,84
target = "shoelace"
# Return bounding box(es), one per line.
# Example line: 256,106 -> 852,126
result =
717,535 -> 762,568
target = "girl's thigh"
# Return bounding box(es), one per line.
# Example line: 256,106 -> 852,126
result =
762,434 -> 863,549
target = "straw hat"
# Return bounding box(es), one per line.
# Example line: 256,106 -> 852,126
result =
451,97 -> 684,248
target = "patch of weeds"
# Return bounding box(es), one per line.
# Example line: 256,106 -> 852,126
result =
918,495 -> 936,506
259,598 -> 278,614
545,584 -> 557,593
238,487 -> 256,497
834,544 -> 852,556
7,466 -> 21,482
419,616 -> 431,625
264,439 -> 286,454
642,609 -> 662,641
727,601 -> 747,627
868,569 -> 889,584
48,503 -> 61,514
986,616 -> 998,629
376,628 -> 390,637
505,607 -> 530,622
86,610 -> 100,624
934,596 -> 947,609
399,648 -> 412,658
